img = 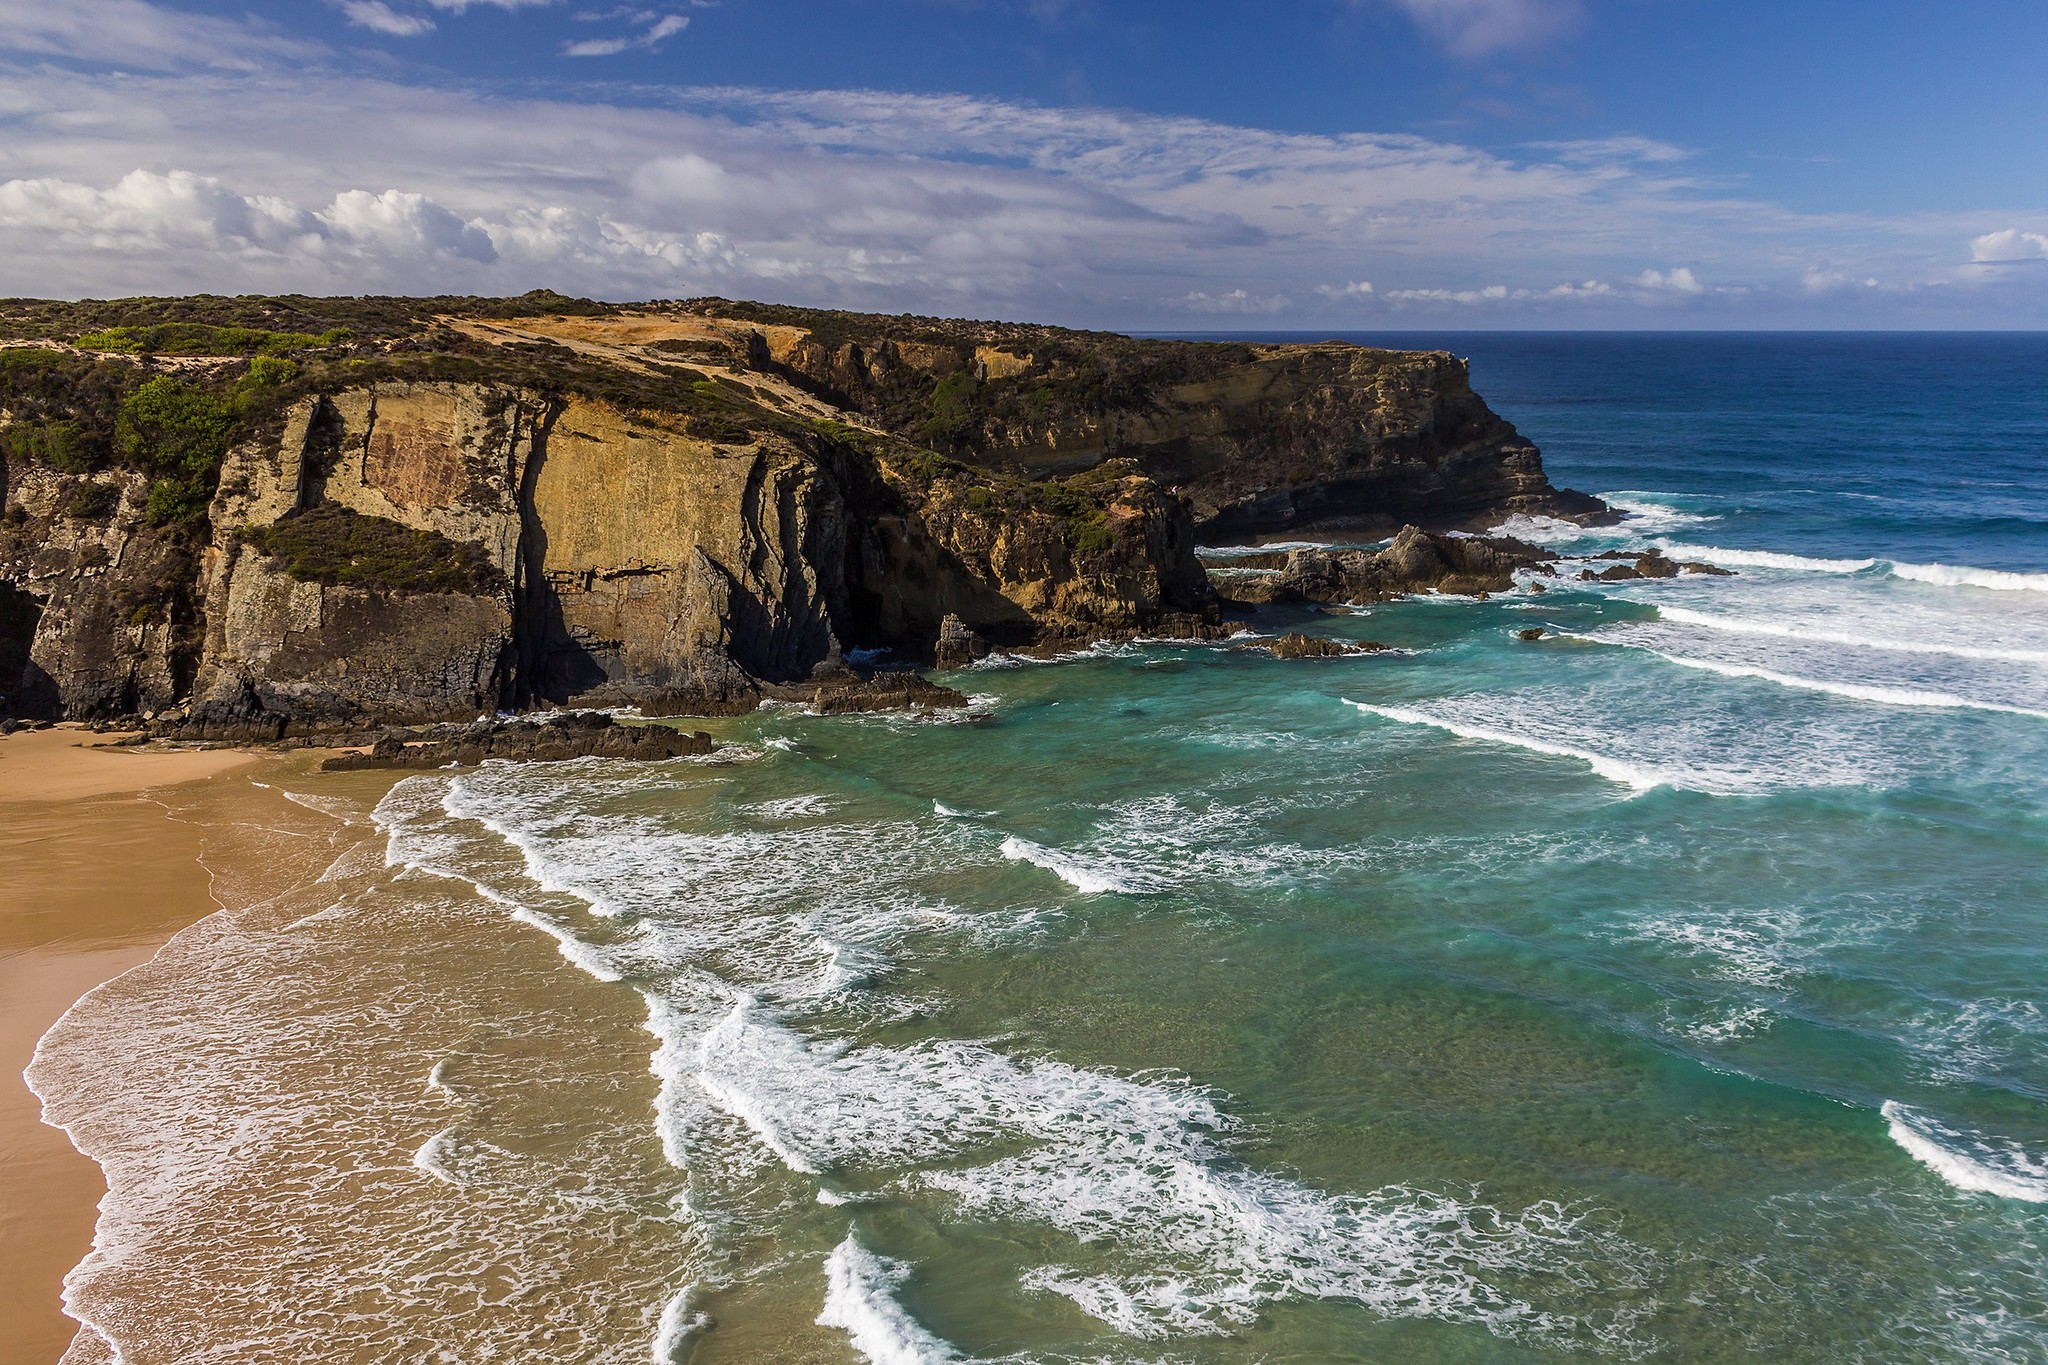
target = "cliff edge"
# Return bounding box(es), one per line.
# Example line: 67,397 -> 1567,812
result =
0,293 -> 1602,732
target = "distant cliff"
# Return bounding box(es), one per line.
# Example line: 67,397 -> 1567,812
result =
0,292 -> 1601,732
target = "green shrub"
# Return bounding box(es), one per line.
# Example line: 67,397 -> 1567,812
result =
118,378 -> 236,528
2,419 -> 99,473
242,504 -> 506,596
75,324 -> 351,357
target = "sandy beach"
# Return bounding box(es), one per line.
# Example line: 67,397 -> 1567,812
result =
0,728 -> 264,1365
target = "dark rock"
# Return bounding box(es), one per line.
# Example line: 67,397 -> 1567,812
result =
932,613 -> 991,671
1265,633 -> 1386,659
1227,525 -> 1553,606
1517,628 -> 1545,641
806,672 -> 969,715
321,712 -> 715,771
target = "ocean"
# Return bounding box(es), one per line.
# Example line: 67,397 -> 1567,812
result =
30,333 -> 2048,1362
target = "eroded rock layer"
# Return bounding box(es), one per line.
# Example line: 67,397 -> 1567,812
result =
0,294 -> 1604,731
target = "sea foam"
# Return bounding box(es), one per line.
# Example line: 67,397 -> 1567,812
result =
1595,640 -> 2048,720
999,835 -> 1153,894
1656,543 -> 1878,574
817,1235 -> 962,1364
1654,604 -> 2048,666
1882,1103 -> 2048,1203
1345,700 -> 1662,792
1888,560 -> 2048,593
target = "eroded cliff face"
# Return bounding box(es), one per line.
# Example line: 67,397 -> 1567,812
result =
0,294 -> 1599,730
0,462 -> 187,719
140,377 -> 1212,734
741,319 -> 1602,538
183,383 -> 544,735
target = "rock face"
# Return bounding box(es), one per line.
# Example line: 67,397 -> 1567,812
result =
0,462 -> 187,719
1228,525 -> 1553,605
0,295 -> 1604,730
319,711 -> 715,771
745,315 -> 1607,539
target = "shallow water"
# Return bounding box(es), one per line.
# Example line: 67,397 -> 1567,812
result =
31,334 -> 2048,1362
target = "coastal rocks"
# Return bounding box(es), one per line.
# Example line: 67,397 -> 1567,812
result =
932,613 -> 991,670
1224,525 -> 1551,605
1265,633 -> 1386,659
805,670 -> 968,714
320,711 -> 714,771
1,298 -> 1604,729
742,313 -> 1609,537
1580,550 -> 1735,582
1517,628 -> 1546,641
0,462 -> 186,720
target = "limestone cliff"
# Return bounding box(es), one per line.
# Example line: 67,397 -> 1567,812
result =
0,293 -> 1600,730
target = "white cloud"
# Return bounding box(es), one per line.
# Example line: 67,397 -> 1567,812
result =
1970,229 -> 2048,263
0,0 -> 318,70
1377,0 -> 1582,57
564,9 -> 687,55
1634,266 -> 1704,296
0,1 -> 2035,323
1801,267 -> 1880,294
341,1 -> 436,36
0,170 -> 496,264
1386,283 -> 1510,304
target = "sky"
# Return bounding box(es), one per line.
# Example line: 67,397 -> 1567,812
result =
0,0 -> 2044,327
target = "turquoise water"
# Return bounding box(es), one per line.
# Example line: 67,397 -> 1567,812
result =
34,335 -> 2048,1362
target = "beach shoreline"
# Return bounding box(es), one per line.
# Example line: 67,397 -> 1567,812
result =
0,727 -> 266,1365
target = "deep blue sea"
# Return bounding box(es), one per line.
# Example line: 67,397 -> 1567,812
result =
32,334 -> 2048,1363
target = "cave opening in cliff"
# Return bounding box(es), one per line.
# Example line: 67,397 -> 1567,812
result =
0,580 -> 45,718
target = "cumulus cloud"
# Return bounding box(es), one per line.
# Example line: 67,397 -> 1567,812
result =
1634,266 -> 1704,296
340,1 -> 436,36
1316,280 -> 1375,300
1801,267 -> 1880,294
1385,283 -> 1510,304
0,170 -> 496,263
1377,0 -> 1582,57
1970,229 -> 2048,263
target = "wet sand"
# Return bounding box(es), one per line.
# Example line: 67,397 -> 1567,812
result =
0,728 -> 263,1365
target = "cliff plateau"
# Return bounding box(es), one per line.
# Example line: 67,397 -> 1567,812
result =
0,294 -> 1602,732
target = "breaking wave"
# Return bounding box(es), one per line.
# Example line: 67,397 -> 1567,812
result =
1345,700 -> 1663,792
1882,1103 -> 2048,1203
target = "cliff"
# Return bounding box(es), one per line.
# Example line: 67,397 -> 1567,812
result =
0,293 -> 1601,731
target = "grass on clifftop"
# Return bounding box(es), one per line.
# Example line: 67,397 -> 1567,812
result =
242,504 -> 507,596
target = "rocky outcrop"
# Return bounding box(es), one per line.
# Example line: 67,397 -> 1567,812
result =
1264,633 -> 1387,659
319,711 -> 715,771
0,294 -> 1605,731
1227,525 -> 1553,605
1579,549 -> 1733,581
734,312 -> 1606,539
0,462 -> 188,719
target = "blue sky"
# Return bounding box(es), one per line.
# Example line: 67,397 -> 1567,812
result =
1,0 -> 2043,326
